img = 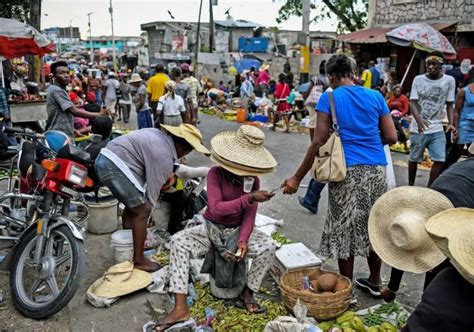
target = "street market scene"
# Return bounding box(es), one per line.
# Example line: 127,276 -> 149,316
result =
0,0 -> 473,331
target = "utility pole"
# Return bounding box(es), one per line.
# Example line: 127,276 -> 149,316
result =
109,0 -> 117,72
87,12 -> 94,65
300,0 -> 311,83
28,0 -> 41,82
209,0 -> 215,53
194,0 -> 203,67
69,19 -> 73,52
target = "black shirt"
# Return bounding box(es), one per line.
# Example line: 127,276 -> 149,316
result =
430,158 -> 474,208
403,268 -> 474,332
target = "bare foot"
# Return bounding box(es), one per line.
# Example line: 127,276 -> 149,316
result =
134,257 -> 161,272
155,308 -> 190,331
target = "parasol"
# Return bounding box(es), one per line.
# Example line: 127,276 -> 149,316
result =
386,23 -> 457,86
386,23 -> 456,55
0,18 -> 55,59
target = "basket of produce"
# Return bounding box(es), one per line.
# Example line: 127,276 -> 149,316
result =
280,267 -> 352,320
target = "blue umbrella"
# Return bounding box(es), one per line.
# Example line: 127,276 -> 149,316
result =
234,59 -> 261,74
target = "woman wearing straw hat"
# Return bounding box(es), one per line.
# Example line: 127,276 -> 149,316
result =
129,73 -> 153,129
384,208 -> 474,331
155,125 -> 278,331
95,124 -> 209,272
370,147 -> 474,302
156,80 -> 187,127
282,54 -> 397,295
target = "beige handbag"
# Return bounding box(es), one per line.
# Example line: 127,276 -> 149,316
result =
311,91 -> 346,183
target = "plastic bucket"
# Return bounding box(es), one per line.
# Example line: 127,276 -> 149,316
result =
111,229 -> 134,263
86,198 -> 119,234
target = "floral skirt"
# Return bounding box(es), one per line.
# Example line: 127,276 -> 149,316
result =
319,165 -> 387,260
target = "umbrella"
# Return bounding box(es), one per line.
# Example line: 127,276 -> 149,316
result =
386,23 -> 456,55
0,18 -> 55,59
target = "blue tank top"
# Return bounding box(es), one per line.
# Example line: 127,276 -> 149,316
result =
461,86 -> 474,120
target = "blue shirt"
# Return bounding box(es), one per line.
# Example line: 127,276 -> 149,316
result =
316,86 -> 389,167
370,67 -> 380,88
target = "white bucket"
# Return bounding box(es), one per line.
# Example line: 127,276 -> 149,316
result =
111,229 -> 134,263
86,198 -> 119,234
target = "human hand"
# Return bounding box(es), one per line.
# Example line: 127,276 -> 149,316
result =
282,176 -> 301,195
250,191 -> 275,203
237,242 -> 248,261
446,124 -> 458,142
99,106 -> 110,117
416,117 -> 429,133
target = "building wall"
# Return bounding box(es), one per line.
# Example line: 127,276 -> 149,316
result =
374,0 -> 474,26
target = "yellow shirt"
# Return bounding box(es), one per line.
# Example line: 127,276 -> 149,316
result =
146,73 -> 170,101
361,69 -> 372,89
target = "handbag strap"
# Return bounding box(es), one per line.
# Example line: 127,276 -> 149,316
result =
327,91 -> 339,131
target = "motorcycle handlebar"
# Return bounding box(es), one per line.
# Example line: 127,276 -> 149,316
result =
3,127 -> 41,138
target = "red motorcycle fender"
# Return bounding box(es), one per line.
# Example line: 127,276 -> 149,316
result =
0,217 -> 85,271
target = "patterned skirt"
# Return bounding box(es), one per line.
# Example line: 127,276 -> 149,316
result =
319,165 -> 387,260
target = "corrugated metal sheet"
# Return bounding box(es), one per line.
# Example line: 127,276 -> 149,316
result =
336,27 -> 392,44
215,19 -> 262,28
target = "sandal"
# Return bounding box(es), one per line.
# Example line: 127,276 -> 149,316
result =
153,317 -> 191,331
235,298 -> 267,314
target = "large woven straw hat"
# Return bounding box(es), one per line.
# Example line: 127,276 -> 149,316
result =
88,261 -> 152,298
368,186 -> 453,273
161,124 -> 210,155
426,208 -> 474,284
210,125 -> 277,176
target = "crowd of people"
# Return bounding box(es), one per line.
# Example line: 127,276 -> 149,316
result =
27,52 -> 474,331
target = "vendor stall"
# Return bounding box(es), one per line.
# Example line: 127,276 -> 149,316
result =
0,18 -> 55,127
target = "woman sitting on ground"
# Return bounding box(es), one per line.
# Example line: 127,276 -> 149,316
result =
155,125 -> 278,331
387,84 -> 409,152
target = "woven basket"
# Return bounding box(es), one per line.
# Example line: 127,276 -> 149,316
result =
280,267 -> 352,321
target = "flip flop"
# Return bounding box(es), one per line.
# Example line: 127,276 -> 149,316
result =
153,318 -> 190,331
235,298 -> 267,314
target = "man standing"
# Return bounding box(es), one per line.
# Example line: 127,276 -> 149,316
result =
88,71 -> 102,104
102,72 -> 120,119
369,61 -> 380,89
181,63 -> 202,124
129,73 -> 153,129
46,61 -> 108,139
170,67 -> 192,124
446,60 -> 464,88
408,51 -> 456,187
147,64 -> 170,123
360,64 -> 372,89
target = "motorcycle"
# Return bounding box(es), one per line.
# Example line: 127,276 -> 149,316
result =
0,128 -> 93,319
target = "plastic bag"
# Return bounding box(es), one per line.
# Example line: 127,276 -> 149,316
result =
384,145 -> 396,191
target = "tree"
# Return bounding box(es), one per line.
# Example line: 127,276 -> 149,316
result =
277,0 -> 368,32
0,0 -> 31,22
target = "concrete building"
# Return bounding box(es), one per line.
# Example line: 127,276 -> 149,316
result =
82,36 -> 142,54
43,26 -> 81,53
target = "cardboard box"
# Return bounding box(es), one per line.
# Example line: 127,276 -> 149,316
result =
270,243 -> 323,284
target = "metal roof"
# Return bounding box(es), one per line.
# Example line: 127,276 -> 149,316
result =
337,27 -> 392,44
215,19 -> 262,28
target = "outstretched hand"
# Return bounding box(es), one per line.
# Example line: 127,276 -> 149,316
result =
282,176 -> 300,195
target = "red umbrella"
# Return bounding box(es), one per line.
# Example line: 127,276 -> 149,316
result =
0,18 -> 55,59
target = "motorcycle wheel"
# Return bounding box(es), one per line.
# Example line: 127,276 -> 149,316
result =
9,224 -> 85,319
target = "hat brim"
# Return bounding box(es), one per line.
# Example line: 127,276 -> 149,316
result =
89,267 -> 152,298
469,144 -> 474,155
368,187 -> 453,273
129,79 -> 142,83
210,131 -> 277,170
161,124 -> 210,155
426,208 -> 474,284
210,153 -> 274,177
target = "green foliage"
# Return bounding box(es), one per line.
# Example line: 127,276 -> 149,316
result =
0,0 -> 31,22
277,0 -> 368,33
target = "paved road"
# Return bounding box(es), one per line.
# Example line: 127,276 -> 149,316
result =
0,113 -> 429,330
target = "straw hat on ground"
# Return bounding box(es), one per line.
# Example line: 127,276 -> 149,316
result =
210,125 -> 277,176
368,186 -> 454,273
161,123 -> 210,155
129,73 -> 142,83
88,261 -> 152,298
425,208 -> 474,284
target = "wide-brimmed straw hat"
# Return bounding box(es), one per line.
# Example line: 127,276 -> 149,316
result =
161,124 -> 210,155
165,80 -> 176,92
425,208 -> 474,284
88,261 -> 152,298
129,73 -> 142,83
368,186 -> 454,273
210,125 -> 277,176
